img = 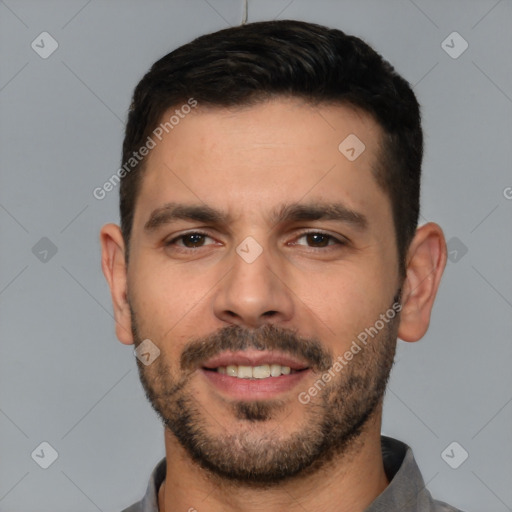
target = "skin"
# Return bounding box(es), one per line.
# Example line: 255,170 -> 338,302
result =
101,98 -> 447,512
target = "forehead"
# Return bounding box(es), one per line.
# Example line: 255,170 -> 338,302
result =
134,98 -> 389,230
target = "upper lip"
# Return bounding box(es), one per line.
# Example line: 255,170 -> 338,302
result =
202,350 -> 310,371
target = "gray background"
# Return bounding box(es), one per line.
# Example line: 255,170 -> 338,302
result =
1,0 -> 511,510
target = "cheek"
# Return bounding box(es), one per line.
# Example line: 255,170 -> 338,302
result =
128,254 -> 215,340
291,265 -> 393,348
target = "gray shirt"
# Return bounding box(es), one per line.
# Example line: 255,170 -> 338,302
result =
121,436 -> 464,512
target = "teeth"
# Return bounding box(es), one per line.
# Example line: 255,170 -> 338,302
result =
270,364 -> 282,377
216,364 -> 294,378
253,365 -> 271,379
237,365 -> 253,379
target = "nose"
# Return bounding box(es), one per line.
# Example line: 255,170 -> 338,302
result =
212,240 -> 295,329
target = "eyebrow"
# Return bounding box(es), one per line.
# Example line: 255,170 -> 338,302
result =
143,201 -> 368,233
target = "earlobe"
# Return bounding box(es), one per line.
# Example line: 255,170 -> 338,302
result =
99,223 -> 134,345
397,222 -> 447,343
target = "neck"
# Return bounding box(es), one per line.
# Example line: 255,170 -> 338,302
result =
158,407 -> 389,512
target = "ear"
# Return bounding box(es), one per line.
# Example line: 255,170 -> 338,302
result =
99,223 -> 134,345
397,222 -> 447,342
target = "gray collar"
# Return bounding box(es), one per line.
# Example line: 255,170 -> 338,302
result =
122,436 -> 462,512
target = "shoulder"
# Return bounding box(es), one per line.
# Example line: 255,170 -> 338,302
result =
119,457 -> 166,512
432,499 -> 467,512
120,504 -> 143,512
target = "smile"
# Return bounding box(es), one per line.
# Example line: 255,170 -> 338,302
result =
206,364 -> 305,379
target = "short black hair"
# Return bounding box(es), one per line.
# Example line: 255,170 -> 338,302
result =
121,19 -> 422,277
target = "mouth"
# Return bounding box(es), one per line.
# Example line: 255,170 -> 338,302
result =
203,364 -> 306,379
200,350 -> 311,399
202,350 -> 310,376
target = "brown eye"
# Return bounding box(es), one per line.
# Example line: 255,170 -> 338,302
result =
305,233 -> 331,247
294,231 -> 345,248
166,232 -> 214,249
181,233 -> 206,248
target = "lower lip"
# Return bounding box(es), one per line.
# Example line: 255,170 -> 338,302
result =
200,368 -> 311,400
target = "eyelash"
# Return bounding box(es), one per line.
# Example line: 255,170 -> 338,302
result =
165,230 -> 347,251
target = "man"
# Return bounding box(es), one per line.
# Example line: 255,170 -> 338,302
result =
100,19 -> 462,512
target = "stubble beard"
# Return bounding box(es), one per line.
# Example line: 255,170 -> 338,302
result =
131,296 -> 399,487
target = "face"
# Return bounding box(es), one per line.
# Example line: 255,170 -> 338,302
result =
122,98 -> 403,484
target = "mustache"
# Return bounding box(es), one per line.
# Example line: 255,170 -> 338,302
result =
179,288 -> 402,374
180,323 -> 334,373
